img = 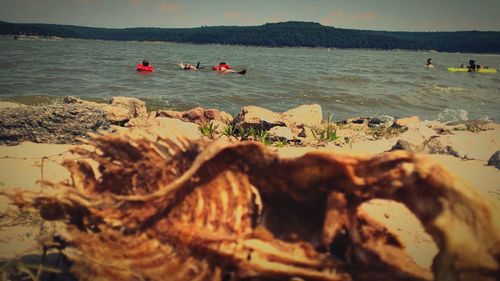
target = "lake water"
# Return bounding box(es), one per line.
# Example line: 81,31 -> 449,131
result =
1,36 -> 499,122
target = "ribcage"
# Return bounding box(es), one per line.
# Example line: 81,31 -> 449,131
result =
2,132 -> 498,281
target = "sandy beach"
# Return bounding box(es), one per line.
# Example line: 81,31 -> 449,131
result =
0,98 -> 499,280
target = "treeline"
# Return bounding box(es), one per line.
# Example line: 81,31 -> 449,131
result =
1,20 -> 499,53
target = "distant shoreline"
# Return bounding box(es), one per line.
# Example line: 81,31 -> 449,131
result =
2,20 -> 500,54
3,34 -> 500,56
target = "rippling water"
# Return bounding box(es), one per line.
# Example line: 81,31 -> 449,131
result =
1,36 -> 499,121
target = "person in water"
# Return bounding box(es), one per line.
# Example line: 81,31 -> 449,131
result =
424,58 -> 433,67
179,61 -> 200,70
212,62 -> 246,74
137,60 -> 154,72
468,59 -> 476,72
212,62 -> 235,72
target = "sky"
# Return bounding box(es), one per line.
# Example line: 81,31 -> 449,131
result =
1,0 -> 499,32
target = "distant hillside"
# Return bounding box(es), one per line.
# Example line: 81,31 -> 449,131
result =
1,20 -> 499,53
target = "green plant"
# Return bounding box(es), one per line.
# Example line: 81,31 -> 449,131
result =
199,121 -> 219,139
222,124 -> 236,137
313,113 -> 339,142
235,126 -> 244,138
237,126 -> 256,139
274,139 -> 288,147
245,127 -> 256,139
256,129 -> 272,145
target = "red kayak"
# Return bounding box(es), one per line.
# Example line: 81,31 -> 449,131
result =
137,64 -> 154,72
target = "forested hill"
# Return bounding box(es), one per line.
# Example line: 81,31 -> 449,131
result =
1,20 -> 500,53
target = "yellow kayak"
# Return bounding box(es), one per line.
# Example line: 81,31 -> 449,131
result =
447,67 -> 497,73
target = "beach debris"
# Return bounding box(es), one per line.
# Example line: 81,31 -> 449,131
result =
1,131 -> 498,281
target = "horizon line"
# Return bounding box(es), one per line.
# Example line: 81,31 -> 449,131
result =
2,19 -> 499,33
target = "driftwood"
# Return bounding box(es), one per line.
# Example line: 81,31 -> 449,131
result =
1,132 -> 499,281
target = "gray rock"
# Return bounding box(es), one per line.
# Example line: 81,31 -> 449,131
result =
390,139 -> 421,153
342,117 -> 368,124
233,106 -> 285,131
390,137 -> 461,158
393,116 -> 420,128
64,96 -> 147,125
487,151 -> 500,169
424,137 -> 460,158
0,104 -> 111,145
446,120 -> 494,132
368,117 -> 382,126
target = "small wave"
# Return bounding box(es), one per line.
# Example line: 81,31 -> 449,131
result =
437,109 -> 469,123
383,79 -> 419,87
421,75 -> 437,80
421,84 -> 467,94
491,77 -> 500,83
324,75 -> 371,83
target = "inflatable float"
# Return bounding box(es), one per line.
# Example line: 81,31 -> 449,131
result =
447,67 -> 496,73
137,64 -> 154,72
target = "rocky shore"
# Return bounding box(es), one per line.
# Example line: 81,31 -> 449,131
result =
1,95 -> 499,190
0,96 -> 499,280
1,96 -> 499,162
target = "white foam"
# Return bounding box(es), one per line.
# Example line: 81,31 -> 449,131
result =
437,108 -> 470,123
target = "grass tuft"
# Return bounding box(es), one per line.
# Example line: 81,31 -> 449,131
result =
199,121 -> 219,139
313,113 -> 339,142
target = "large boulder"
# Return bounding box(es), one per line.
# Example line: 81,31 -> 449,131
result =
148,117 -> 201,140
396,123 -> 436,146
0,104 -> 110,145
267,126 -> 294,142
64,96 -> 147,125
105,96 -> 147,123
233,106 -> 285,130
282,104 -> 323,128
393,116 -> 420,128
125,113 -> 158,128
0,102 -> 25,110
